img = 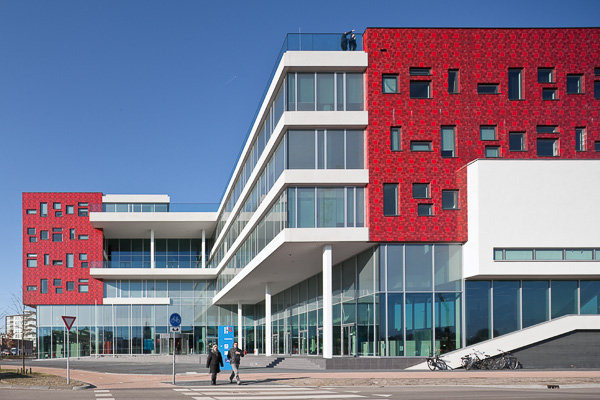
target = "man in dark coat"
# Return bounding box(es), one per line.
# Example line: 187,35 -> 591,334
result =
206,344 -> 224,385
227,341 -> 244,385
340,29 -> 354,51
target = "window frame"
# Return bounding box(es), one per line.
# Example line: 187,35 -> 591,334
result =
448,69 -> 459,94
480,126 -> 497,141
575,127 -> 586,152
537,138 -> 559,157
390,127 -> 401,151
417,204 -> 434,217
441,126 -> 456,158
442,190 -> 459,210
382,74 -> 399,94
566,74 -> 583,94
383,183 -> 399,217
477,83 -> 500,94
508,68 -> 523,100
595,81 -> 600,100
409,80 -> 432,99
509,132 -> 526,152
410,141 -> 433,152
538,68 -> 554,83
485,146 -> 501,158
412,183 -> 430,199
409,67 -> 432,76
542,88 -> 558,100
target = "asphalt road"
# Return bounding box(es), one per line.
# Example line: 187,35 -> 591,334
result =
2,385 -> 600,400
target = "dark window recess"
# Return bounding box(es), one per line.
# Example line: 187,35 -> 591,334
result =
417,204 -> 433,216
442,190 -> 459,210
383,184 -> 398,216
509,133 -> 526,151
566,75 -> 583,94
448,70 -> 459,93
478,84 -> 499,94
537,138 -> 558,157
382,75 -> 399,94
412,183 -> 430,199
410,81 -> 431,98
537,126 -> 558,134
542,88 -> 557,100
410,67 -> 431,76
410,141 -> 432,151
538,68 -> 554,83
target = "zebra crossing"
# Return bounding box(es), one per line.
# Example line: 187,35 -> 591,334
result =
172,384 -> 368,399
94,389 -> 113,398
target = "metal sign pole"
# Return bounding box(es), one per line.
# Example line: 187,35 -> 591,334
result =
169,312 -> 181,386
67,333 -> 70,384
172,331 -> 175,385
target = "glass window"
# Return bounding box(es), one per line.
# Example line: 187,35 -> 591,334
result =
412,183 -> 430,199
52,228 -> 63,232
537,125 -> 558,134
551,281 -> 578,318
575,128 -> 586,151
537,138 -> 558,157
493,281 -> 521,336
40,230 -> 48,240
53,202 -> 61,210
441,126 -> 456,157
535,249 -> 563,260
542,88 -> 557,100
580,281 -> 600,315
509,133 -> 525,151
410,141 -> 432,151
40,279 -> 48,294
383,184 -> 398,216
55,288 -> 63,294
66,281 -> 75,291
466,281 -> 491,345
345,130 -> 364,169
387,293 -> 404,356
79,235 -> 89,240
596,141 -> 600,152
405,293 -> 433,357
442,190 -> 458,210
55,211 -> 63,217
434,245 -> 461,291
596,68 -> 600,76
27,228 -> 36,235
565,249 -> 593,260
538,68 -> 554,83
66,205 -> 74,214
70,228 -> 75,240
478,84 -> 499,94
410,81 -> 431,99
410,67 -> 431,75
566,74 -> 583,94
297,73 -> 315,110
40,202 -> 47,217
448,70 -> 459,94
79,253 -> 88,261
316,73 -> 335,111
78,208 -> 88,217
326,130 -> 345,169
288,130 -> 315,169
287,73 -> 296,111
382,74 -> 398,93
346,73 -> 364,111
66,254 -> 74,268
53,279 -> 62,286
494,249 -> 503,260
52,233 -> 63,242
505,249 -> 533,260
27,286 -> 37,291
595,81 -> 600,99
336,73 -> 344,111
522,281 -> 549,328
29,237 -> 37,243
27,259 -> 37,267
81,262 -> 89,268
297,188 -> 315,228
79,285 -> 89,293
417,204 -> 433,216
317,188 -> 345,227
480,126 -> 496,141
508,68 -> 523,100
405,245 -> 432,290
485,146 -> 500,158
44,254 -> 49,265
386,245 -> 404,291
390,127 -> 401,151
52,260 -> 63,266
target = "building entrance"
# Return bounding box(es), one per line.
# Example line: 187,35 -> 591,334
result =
158,333 -> 191,355
342,324 -> 356,356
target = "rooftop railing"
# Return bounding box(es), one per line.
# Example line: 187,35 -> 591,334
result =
90,203 -> 219,213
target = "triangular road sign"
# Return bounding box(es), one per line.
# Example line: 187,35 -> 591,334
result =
62,316 -> 76,331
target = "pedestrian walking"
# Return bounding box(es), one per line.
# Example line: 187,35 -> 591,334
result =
206,344 -> 224,385
227,341 -> 244,385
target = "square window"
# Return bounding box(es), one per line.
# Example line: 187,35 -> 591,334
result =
480,126 -> 496,141
29,237 -> 37,243
485,146 -> 501,158
537,138 -> 558,157
66,282 -> 75,291
391,127 -> 401,151
79,235 -> 89,240
595,141 -> 600,152
542,88 -> 557,100
383,183 -> 398,216
441,126 -> 456,157
382,75 -> 398,93
538,68 -> 554,83
417,204 -> 433,216
55,211 -> 63,217
448,70 -> 459,94
410,81 -> 431,98
55,288 -> 63,294
78,208 -> 89,217
576,128 -> 586,151
27,286 -> 37,291
410,67 -> 431,76
52,260 -> 63,266
81,262 -> 89,268
410,141 -> 432,151
40,230 -> 48,240
79,285 -> 89,293
52,233 -> 63,242
508,68 -> 523,100
509,133 -> 526,151
595,81 -> 600,100
478,84 -> 499,94
442,190 -> 459,210
27,228 -> 36,235
66,205 -> 74,214
53,279 -> 61,286
79,253 -> 88,261
26,209 -> 37,215
412,183 -> 430,199
53,202 -> 61,210
567,74 -> 583,94
27,259 -> 37,268
537,125 -> 558,134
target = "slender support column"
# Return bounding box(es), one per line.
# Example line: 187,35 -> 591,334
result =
202,230 -> 206,268
265,283 -> 272,357
237,301 -> 243,349
322,245 -> 333,359
150,229 -> 155,268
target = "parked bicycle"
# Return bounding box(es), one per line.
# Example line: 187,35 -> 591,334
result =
427,350 -> 453,371
462,349 -> 519,370
491,349 -> 519,370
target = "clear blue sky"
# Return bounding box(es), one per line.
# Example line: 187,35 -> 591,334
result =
0,0 -> 598,328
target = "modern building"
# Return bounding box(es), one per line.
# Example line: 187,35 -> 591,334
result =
5,310 -> 36,342
23,28 -> 600,367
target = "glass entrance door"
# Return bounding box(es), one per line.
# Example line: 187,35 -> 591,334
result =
284,331 -> 292,355
342,324 -> 356,356
272,334 -> 278,355
299,330 -> 307,355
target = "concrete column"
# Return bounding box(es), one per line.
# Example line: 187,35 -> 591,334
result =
150,229 -> 155,268
201,229 -> 206,268
322,245 -> 333,359
237,301 -> 243,349
265,283 -> 272,357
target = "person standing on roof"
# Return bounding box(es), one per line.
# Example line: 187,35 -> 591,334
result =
341,29 -> 355,51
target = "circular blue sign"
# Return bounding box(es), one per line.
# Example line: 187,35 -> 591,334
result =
169,313 -> 182,327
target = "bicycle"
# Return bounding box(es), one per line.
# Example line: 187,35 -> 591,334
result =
426,350 -> 453,371
493,349 -> 519,370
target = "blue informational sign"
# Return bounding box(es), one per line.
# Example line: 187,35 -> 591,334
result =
218,325 -> 234,371
169,313 -> 182,327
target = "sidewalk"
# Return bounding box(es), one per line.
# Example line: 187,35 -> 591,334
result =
11,364 -> 600,390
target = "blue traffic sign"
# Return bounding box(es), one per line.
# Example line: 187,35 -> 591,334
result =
169,313 -> 182,327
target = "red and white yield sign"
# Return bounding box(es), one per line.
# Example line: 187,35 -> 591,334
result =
62,316 -> 76,331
